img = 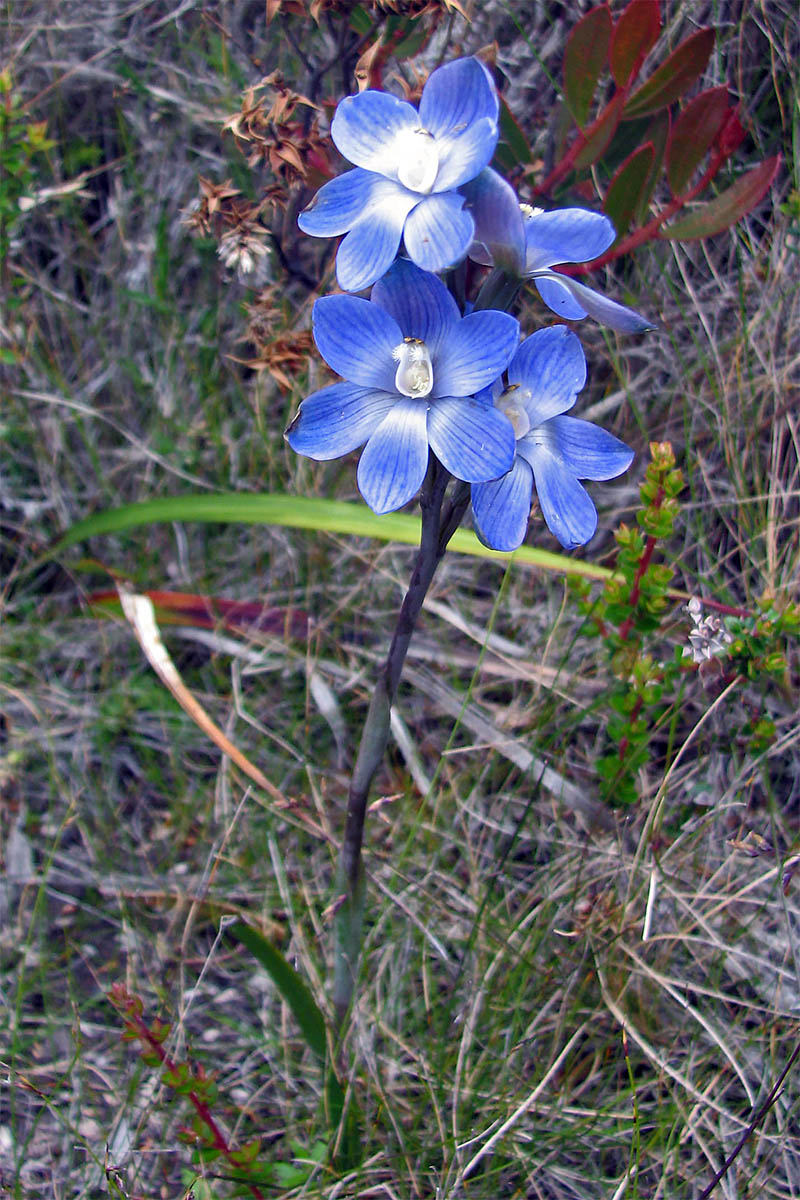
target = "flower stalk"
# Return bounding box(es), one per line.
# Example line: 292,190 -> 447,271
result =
333,456 -> 452,1029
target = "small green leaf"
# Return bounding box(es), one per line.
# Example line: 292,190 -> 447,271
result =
603,142 -> 655,237
348,6 -> 372,34
563,5 -> 612,127
635,111 -> 669,222
610,0 -> 661,87
659,155 -> 781,239
623,28 -> 715,119
574,93 -> 626,171
494,97 -> 533,176
666,87 -> 730,194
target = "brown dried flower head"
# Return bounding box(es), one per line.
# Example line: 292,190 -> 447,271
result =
235,290 -> 316,389
223,72 -> 327,199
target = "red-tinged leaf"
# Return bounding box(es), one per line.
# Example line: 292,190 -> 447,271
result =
564,5 -> 613,127
623,28 -> 715,119
666,86 -> 730,194
610,0 -> 661,86
604,142 -> 655,237
88,588 -> 310,637
659,155 -> 781,240
573,92 -> 626,170
717,108 -> 746,159
635,110 -> 669,222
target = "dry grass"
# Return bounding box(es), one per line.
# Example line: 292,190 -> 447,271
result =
2,1 -> 799,1197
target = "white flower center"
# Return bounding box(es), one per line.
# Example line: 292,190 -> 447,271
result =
393,338 -> 434,397
395,127 -> 439,193
520,203 -> 545,220
495,384 -> 530,439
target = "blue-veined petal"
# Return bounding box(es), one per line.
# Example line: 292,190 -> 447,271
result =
509,326 -> 586,425
545,415 -> 634,480
534,273 -> 654,332
533,275 -> 589,321
357,397 -> 429,513
471,457 -> 534,551
427,396 -> 515,482
313,295 -> 401,390
285,382 -> 396,459
371,258 -> 460,356
523,440 -> 599,548
434,117 -> 499,191
419,57 -> 499,139
298,168 -> 380,237
462,167 -> 525,272
432,309 -> 519,398
524,209 -> 616,271
335,185 -> 420,292
402,192 -> 474,274
331,90 -> 420,177
474,378 -> 503,408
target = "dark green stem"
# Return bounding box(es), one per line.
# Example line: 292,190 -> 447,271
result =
474,268 -> 521,313
333,457 -> 454,1029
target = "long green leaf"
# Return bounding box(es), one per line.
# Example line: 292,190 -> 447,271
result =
51,492 -> 614,581
228,921 -> 362,1167
228,921 -> 327,1060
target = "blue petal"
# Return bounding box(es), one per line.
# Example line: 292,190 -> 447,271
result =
471,457 -> 534,551
313,295 -> 401,389
419,57 -> 499,139
335,185 -> 419,292
402,192 -> 474,274
298,168 -> 377,237
524,442 -> 599,548
535,273 -> 655,333
370,258 -> 460,356
474,378 -> 502,407
331,90 -> 419,177
433,309 -> 519,398
545,416 -> 634,480
509,326 -> 586,425
434,117 -> 499,191
357,397 -> 429,513
462,167 -> 525,272
524,209 -> 616,271
427,397 -> 515,482
285,383 -> 395,459
533,275 -> 589,321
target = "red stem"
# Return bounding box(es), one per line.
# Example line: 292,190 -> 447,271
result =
618,532 -> 658,644
119,1001 -> 266,1200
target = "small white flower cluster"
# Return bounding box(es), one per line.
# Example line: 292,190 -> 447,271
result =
684,597 -> 733,664
217,229 -> 271,281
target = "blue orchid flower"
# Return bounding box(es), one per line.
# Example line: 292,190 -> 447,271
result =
286,259 -> 519,514
471,326 -> 634,550
298,58 -> 499,293
463,168 -> 653,333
